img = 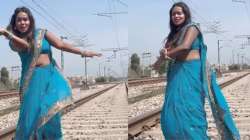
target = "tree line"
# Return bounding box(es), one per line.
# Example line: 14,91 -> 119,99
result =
128,53 -> 169,79
128,53 -> 250,79
0,67 -> 18,90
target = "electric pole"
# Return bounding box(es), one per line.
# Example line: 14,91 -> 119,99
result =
60,36 -> 67,72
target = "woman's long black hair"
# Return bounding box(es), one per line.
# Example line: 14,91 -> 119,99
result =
167,2 -> 191,42
7,6 -> 35,47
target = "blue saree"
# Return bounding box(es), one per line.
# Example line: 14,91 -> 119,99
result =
10,29 -> 72,140
160,23 -> 240,140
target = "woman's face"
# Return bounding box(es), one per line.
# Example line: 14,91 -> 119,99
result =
171,6 -> 185,26
15,12 -> 30,33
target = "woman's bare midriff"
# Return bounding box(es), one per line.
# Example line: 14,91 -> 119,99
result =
176,50 -> 200,61
35,54 -> 51,67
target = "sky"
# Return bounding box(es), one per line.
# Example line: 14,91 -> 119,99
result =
1,0 -> 250,79
0,0 -> 128,78
129,0 -> 250,67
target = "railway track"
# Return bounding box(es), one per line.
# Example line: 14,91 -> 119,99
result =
0,92 -> 19,99
128,86 -> 164,104
127,71 -> 243,87
0,84 -> 116,117
0,83 -> 120,140
62,83 -> 128,139
0,90 -> 17,93
128,77 -> 165,87
128,72 -> 245,102
128,72 -> 250,139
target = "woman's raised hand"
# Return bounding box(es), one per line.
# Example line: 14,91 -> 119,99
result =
0,28 -> 6,36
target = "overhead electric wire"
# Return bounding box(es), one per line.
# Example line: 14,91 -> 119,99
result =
32,0 -> 88,47
107,0 -> 121,49
186,0 -> 233,42
31,0 -> 74,37
243,2 -> 250,24
184,0 -> 214,29
21,0 -> 89,47
19,0 -> 67,35
38,0 -> 87,40
114,0 -> 128,7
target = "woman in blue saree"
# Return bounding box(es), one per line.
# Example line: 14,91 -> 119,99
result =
153,2 -> 240,140
0,7 -> 101,139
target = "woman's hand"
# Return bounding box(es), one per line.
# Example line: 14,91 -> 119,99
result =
160,48 -> 173,60
0,28 -> 14,40
81,51 -> 102,57
160,48 -> 166,58
0,28 -> 6,36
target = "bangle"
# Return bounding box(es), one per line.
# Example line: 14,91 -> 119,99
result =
165,54 -> 174,61
81,51 -> 86,57
7,31 -> 14,40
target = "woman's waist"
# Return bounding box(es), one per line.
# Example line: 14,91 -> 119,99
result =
170,58 -> 202,76
175,50 -> 200,61
35,54 -> 51,67
19,63 -> 54,87
172,51 -> 201,68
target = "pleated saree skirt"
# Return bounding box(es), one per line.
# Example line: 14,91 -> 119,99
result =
15,63 -> 71,140
161,59 -> 209,140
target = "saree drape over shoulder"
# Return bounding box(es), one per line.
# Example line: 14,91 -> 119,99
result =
160,23 -> 240,140
10,29 -> 72,140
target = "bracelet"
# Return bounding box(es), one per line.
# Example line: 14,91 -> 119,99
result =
165,54 -> 174,61
81,50 -> 86,57
7,31 -> 14,41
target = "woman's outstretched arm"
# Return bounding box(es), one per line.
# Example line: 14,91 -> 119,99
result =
45,30 -> 101,57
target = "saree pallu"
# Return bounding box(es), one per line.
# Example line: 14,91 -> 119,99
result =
12,29 -> 72,140
15,63 -> 71,140
161,59 -> 209,140
160,22 -> 240,140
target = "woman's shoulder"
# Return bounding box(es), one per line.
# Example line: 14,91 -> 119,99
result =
186,22 -> 205,44
186,22 -> 202,34
34,28 -> 48,40
35,28 -> 47,33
